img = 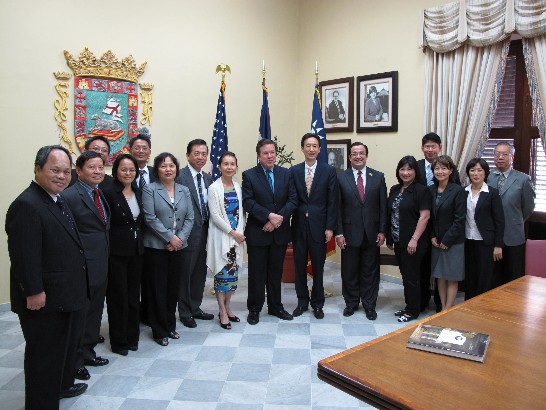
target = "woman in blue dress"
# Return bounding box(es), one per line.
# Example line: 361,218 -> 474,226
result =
206,151 -> 246,329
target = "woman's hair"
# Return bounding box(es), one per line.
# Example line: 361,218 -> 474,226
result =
465,157 -> 490,180
219,151 -> 238,167
395,155 -> 420,185
152,152 -> 180,178
432,155 -> 457,184
112,154 -> 138,183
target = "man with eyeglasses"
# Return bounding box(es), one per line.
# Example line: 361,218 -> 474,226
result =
335,142 -> 387,320
487,142 -> 535,285
69,136 -> 113,188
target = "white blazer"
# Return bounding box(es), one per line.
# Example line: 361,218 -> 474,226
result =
206,178 -> 246,274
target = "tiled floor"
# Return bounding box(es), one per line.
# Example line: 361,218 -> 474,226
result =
0,261 -> 445,409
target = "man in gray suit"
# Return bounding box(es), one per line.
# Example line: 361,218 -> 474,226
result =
487,142 -> 535,284
335,142 -> 387,320
176,139 -> 214,327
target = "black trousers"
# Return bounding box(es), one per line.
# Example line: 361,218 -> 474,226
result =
394,242 -> 426,317
293,219 -> 326,309
465,239 -> 495,300
106,254 -> 142,349
144,247 -> 184,339
247,243 -> 287,313
178,224 -> 209,318
340,239 -> 380,310
494,243 -> 525,287
19,308 -> 83,410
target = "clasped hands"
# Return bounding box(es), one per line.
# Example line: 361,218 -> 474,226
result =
263,213 -> 283,232
165,235 -> 183,251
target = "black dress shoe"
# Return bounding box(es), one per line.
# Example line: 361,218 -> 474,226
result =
365,308 -> 377,321
97,335 -> 105,343
128,344 -> 138,351
343,306 -> 355,317
84,356 -> 109,367
247,311 -> 260,325
111,347 -> 128,356
313,308 -> 324,319
75,367 -> 90,381
60,383 -> 87,399
292,306 -> 308,317
180,316 -> 197,328
193,310 -> 214,320
268,309 -> 293,321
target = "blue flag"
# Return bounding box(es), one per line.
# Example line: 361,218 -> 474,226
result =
210,82 -> 228,181
259,79 -> 271,140
311,83 -> 327,163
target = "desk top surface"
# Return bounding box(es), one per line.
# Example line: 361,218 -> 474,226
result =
318,276 -> 546,410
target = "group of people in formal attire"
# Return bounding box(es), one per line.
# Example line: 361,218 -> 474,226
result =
6,130 -> 535,409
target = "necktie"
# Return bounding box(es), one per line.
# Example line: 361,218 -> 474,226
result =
306,167 -> 313,195
357,171 -> 365,201
93,188 -> 106,224
266,169 -> 274,193
196,173 -> 209,221
56,196 -> 76,231
139,169 -> 147,189
498,172 -> 506,194
426,163 -> 434,186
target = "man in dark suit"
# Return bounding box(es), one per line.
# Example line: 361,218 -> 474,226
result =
487,141 -> 535,284
326,91 -> 346,124
335,142 -> 387,320
291,133 -> 338,319
242,139 -> 297,325
6,145 -> 89,408
176,139 -> 215,328
62,151 -> 110,381
416,132 -> 460,312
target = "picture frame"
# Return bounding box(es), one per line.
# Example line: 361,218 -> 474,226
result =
320,77 -> 354,133
357,71 -> 398,133
327,139 -> 351,174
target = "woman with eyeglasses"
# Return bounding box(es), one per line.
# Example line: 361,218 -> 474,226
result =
142,153 -> 194,346
102,154 -> 144,355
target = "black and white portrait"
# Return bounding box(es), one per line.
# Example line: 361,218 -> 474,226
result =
320,77 -> 354,132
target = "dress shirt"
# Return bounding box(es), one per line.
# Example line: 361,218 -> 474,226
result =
465,183 -> 489,240
304,161 -> 318,183
352,166 -> 367,192
137,166 -> 150,187
261,165 -> 275,188
78,180 -> 108,223
188,164 -> 208,204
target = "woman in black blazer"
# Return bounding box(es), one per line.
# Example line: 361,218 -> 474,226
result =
429,155 -> 466,311
103,154 -> 144,356
386,156 -> 432,322
464,158 -> 505,300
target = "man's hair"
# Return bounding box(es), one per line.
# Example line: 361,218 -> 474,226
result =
129,134 -> 152,149
186,139 -> 208,154
465,157 -> 490,180
350,141 -> 368,156
421,132 -> 442,147
76,151 -> 104,169
333,91 -> 339,97
300,133 -> 321,148
85,136 -> 111,154
34,145 -> 72,169
256,138 -> 277,154
494,141 -> 514,155
152,152 -> 180,178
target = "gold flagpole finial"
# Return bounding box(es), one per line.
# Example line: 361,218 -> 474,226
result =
315,60 -> 319,84
215,63 -> 231,83
262,60 -> 266,81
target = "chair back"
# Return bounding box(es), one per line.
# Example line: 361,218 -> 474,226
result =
525,239 -> 546,278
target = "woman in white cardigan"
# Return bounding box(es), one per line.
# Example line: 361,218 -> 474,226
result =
206,151 -> 246,329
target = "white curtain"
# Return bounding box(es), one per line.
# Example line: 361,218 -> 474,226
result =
523,35 -> 546,151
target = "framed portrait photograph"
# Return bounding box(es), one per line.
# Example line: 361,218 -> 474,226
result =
327,139 -> 351,174
357,71 -> 398,133
320,77 -> 354,133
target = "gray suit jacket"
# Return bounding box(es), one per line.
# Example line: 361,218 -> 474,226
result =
176,166 -> 212,250
335,167 -> 387,247
142,181 -> 194,249
487,169 -> 535,246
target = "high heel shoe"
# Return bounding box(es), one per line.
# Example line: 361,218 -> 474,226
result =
154,337 -> 169,346
227,314 -> 240,322
218,313 -> 231,330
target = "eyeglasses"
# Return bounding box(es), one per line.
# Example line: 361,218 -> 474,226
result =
351,152 -> 367,157
494,153 -> 510,158
132,146 -> 150,152
91,147 -> 109,154
119,168 -> 136,174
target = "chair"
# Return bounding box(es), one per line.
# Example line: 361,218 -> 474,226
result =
525,239 -> 546,278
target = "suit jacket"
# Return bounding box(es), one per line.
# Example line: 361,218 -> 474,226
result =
6,182 -> 88,313
487,168 -> 535,246
467,185 -> 505,247
141,181 -> 194,249
326,99 -> 345,123
176,166 -> 212,250
68,169 -> 113,189
102,180 -> 144,256
336,167 -> 387,247
417,158 -> 461,186
62,181 -> 110,286
290,162 -> 338,243
429,182 -> 466,247
386,181 -> 432,249
242,165 -> 297,246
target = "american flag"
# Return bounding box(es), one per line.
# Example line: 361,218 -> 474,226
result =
259,79 -> 271,140
311,83 -> 328,163
210,82 -> 228,181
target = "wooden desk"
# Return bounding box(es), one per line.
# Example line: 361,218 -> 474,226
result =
318,276 -> 546,410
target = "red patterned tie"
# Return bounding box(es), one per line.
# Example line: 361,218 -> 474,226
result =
357,171 -> 365,202
93,188 -> 106,224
